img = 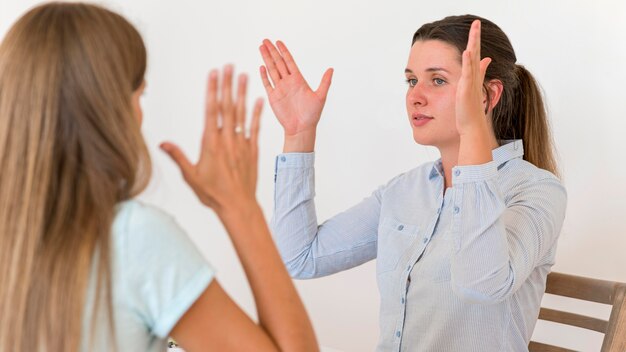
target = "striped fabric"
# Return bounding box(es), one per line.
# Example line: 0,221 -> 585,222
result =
270,140 -> 567,352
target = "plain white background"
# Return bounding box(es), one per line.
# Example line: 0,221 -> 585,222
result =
2,1 -> 625,351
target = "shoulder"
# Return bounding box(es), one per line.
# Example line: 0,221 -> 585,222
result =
114,199 -> 178,230
111,200 -> 215,338
499,158 -> 567,205
111,199 -> 200,262
500,158 -> 563,186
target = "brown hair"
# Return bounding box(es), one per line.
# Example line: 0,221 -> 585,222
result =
412,14 -> 559,177
0,2 -> 150,351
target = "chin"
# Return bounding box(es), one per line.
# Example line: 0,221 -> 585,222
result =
411,131 -> 436,147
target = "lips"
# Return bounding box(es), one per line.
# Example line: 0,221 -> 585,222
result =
411,113 -> 433,127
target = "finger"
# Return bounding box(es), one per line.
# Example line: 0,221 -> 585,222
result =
204,70 -> 219,142
460,50 -> 472,86
470,21 -> 482,82
315,68 -> 334,100
479,57 -> 492,81
160,142 -> 195,181
221,65 -> 235,134
467,20 -> 481,54
259,66 -> 274,94
249,99 -> 263,196
276,40 -> 301,76
235,73 -> 248,140
259,41 -> 282,85
264,39 -> 290,77
249,98 -> 263,148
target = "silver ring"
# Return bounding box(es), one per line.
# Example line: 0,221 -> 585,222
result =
234,125 -> 243,134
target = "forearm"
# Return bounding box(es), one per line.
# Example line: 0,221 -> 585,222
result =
448,166 -> 566,304
272,152 -> 380,278
449,176 -> 512,303
217,201 -> 318,352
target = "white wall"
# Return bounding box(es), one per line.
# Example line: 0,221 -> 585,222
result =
2,1 -> 625,351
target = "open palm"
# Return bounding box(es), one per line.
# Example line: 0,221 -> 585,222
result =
259,39 -> 333,137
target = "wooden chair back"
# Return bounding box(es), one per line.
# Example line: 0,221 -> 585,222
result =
529,272 -> 626,352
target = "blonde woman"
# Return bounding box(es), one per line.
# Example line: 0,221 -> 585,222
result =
0,3 -> 317,352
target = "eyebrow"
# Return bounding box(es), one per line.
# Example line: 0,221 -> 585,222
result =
404,67 -> 450,74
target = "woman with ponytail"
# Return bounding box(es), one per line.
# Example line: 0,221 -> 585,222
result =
0,3 -> 318,352
259,15 -> 566,351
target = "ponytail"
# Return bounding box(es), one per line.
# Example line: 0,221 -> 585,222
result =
513,64 -> 559,178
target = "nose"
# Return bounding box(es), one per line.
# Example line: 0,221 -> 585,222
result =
407,83 -> 426,107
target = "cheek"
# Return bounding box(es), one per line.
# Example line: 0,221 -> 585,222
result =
132,95 -> 143,125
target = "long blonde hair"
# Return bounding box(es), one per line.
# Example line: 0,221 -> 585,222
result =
0,3 -> 151,351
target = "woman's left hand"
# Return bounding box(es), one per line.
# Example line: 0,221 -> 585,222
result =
455,20 -> 492,135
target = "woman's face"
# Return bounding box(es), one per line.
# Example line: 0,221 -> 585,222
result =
405,40 -> 462,150
132,81 -> 146,126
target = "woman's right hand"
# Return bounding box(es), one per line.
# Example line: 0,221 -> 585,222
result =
160,65 -> 263,215
259,40 -> 333,152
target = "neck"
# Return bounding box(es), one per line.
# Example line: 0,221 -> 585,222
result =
439,144 -> 459,190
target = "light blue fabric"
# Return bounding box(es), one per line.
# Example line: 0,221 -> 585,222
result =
271,140 -> 567,352
81,200 -> 214,352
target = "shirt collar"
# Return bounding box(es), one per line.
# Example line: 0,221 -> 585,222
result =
428,139 -> 524,180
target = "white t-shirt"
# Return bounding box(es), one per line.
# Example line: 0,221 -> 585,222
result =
81,200 -> 214,351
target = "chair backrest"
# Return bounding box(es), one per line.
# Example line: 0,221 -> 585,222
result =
529,272 -> 626,352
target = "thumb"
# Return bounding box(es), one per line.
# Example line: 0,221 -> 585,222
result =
315,68 -> 334,100
160,142 -> 194,180
479,57 -> 492,80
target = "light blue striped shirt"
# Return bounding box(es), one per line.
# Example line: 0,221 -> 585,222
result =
270,140 -> 567,352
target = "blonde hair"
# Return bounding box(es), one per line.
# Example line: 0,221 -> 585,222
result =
0,2 -> 150,351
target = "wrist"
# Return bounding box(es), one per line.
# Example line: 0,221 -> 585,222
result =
283,130 -> 316,153
215,196 -> 261,223
458,124 -> 497,166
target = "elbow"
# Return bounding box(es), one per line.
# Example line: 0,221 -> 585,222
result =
283,249 -> 319,280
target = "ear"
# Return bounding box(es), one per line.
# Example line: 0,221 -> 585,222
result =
484,79 -> 504,113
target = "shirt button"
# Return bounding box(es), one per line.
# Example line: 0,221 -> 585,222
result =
397,224 -> 404,231
401,297 -> 405,304
396,331 -> 401,338
422,237 -> 428,244
436,208 -> 441,214
454,206 -> 460,214
280,156 -> 287,162
454,169 -> 461,176
406,265 -> 411,271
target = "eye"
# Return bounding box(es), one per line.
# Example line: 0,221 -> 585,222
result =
433,78 -> 446,86
405,78 -> 418,87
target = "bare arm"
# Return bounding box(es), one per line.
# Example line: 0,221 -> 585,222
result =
162,66 -> 317,351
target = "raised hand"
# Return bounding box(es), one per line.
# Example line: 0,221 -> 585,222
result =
455,20 -> 492,135
455,19 -> 500,169
259,40 -> 333,152
161,65 -> 263,214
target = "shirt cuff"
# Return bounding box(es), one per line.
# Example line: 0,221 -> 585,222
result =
275,152 -> 315,170
452,160 -> 498,185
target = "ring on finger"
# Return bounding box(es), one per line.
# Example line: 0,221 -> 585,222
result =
234,125 -> 243,134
